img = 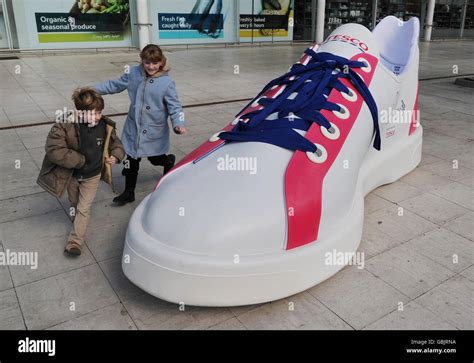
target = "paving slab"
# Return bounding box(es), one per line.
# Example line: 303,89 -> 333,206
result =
229,304 -> 263,318
0,192 -> 62,224
0,107 -> 11,128
365,205 -> 438,243
429,182 -> 474,211
373,181 -> 423,203
415,275 -> 474,330
460,265 -> 474,282
15,124 -> 53,150
208,317 -> 247,330
82,200 -> 134,262
0,244 -> 14,292
0,210 -> 95,286
99,257 -> 144,302
454,150 -> 474,171
0,289 -> 25,330
404,227 -> 474,273
0,150 -> 43,200
0,130 -> 25,154
364,193 -> 392,214
366,244 -> 455,299
423,131 -> 472,151
308,267 -> 410,330
236,291 -> 352,330
16,264 -> 118,330
364,301 -> 456,330
358,222 -> 402,259
400,167 -> 453,192
420,159 -> 474,183
122,293 -> 234,330
458,175 -> 474,189
47,303 -> 136,330
399,192 -> 469,225
419,139 -> 464,163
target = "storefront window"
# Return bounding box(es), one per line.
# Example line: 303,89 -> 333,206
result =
432,0 -> 465,38
463,1 -> 474,37
0,0 -> 9,48
377,0 -> 421,21
326,0 -> 373,37
294,0 -> 314,41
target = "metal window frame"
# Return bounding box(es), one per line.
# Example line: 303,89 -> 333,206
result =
0,0 -> 13,49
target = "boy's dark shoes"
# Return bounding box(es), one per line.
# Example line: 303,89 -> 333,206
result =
113,189 -> 135,206
64,241 -> 82,256
163,154 -> 176,175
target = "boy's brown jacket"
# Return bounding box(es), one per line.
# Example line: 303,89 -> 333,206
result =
37,115 -> 125,198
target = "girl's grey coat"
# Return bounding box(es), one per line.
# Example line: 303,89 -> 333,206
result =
94,65 -> 185,159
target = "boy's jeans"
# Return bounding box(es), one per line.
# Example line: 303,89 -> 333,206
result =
67,173 -> 101,245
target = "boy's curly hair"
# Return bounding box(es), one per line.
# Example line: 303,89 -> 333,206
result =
72,87 -> 105,111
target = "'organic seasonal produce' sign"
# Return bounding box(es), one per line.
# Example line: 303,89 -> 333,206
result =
12,0 -> 132,49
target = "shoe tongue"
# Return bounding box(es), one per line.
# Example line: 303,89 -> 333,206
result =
314,23 -> 379,60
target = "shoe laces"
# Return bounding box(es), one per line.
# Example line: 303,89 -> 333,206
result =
219,49 -> 381,153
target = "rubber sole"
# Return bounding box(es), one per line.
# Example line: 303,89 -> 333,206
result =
64,245 -> 82,257
113,194 -> 135,206
122,126 -> 423,306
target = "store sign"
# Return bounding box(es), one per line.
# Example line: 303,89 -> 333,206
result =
239,0 -> 294,41
35,13 -> 127,42
158,13 -> 224,39
12,0 -> 132,49
240,14 -> 289,30
150,0 -> 234,45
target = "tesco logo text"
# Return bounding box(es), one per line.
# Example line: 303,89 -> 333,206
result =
323,34 -> 369,52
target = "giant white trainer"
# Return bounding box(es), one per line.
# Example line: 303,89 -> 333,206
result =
122,16 -> 422,306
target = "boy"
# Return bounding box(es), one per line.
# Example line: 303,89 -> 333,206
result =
37,88 -> 125,256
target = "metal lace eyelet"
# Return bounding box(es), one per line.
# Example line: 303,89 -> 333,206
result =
342,87 -> 357,102
321,123 -> 340,140
332,104 -> 350,120
306,143 -> 328,163
358,58 -> 371,73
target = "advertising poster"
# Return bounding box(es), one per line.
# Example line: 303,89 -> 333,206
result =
240,0 -> 294,42
12,0 -> 133,49
149,0 -> 236,45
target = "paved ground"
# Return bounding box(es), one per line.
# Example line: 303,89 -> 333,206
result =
0,40 -> 473,330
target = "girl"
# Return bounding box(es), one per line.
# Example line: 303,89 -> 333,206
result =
94,44 -> 187,206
